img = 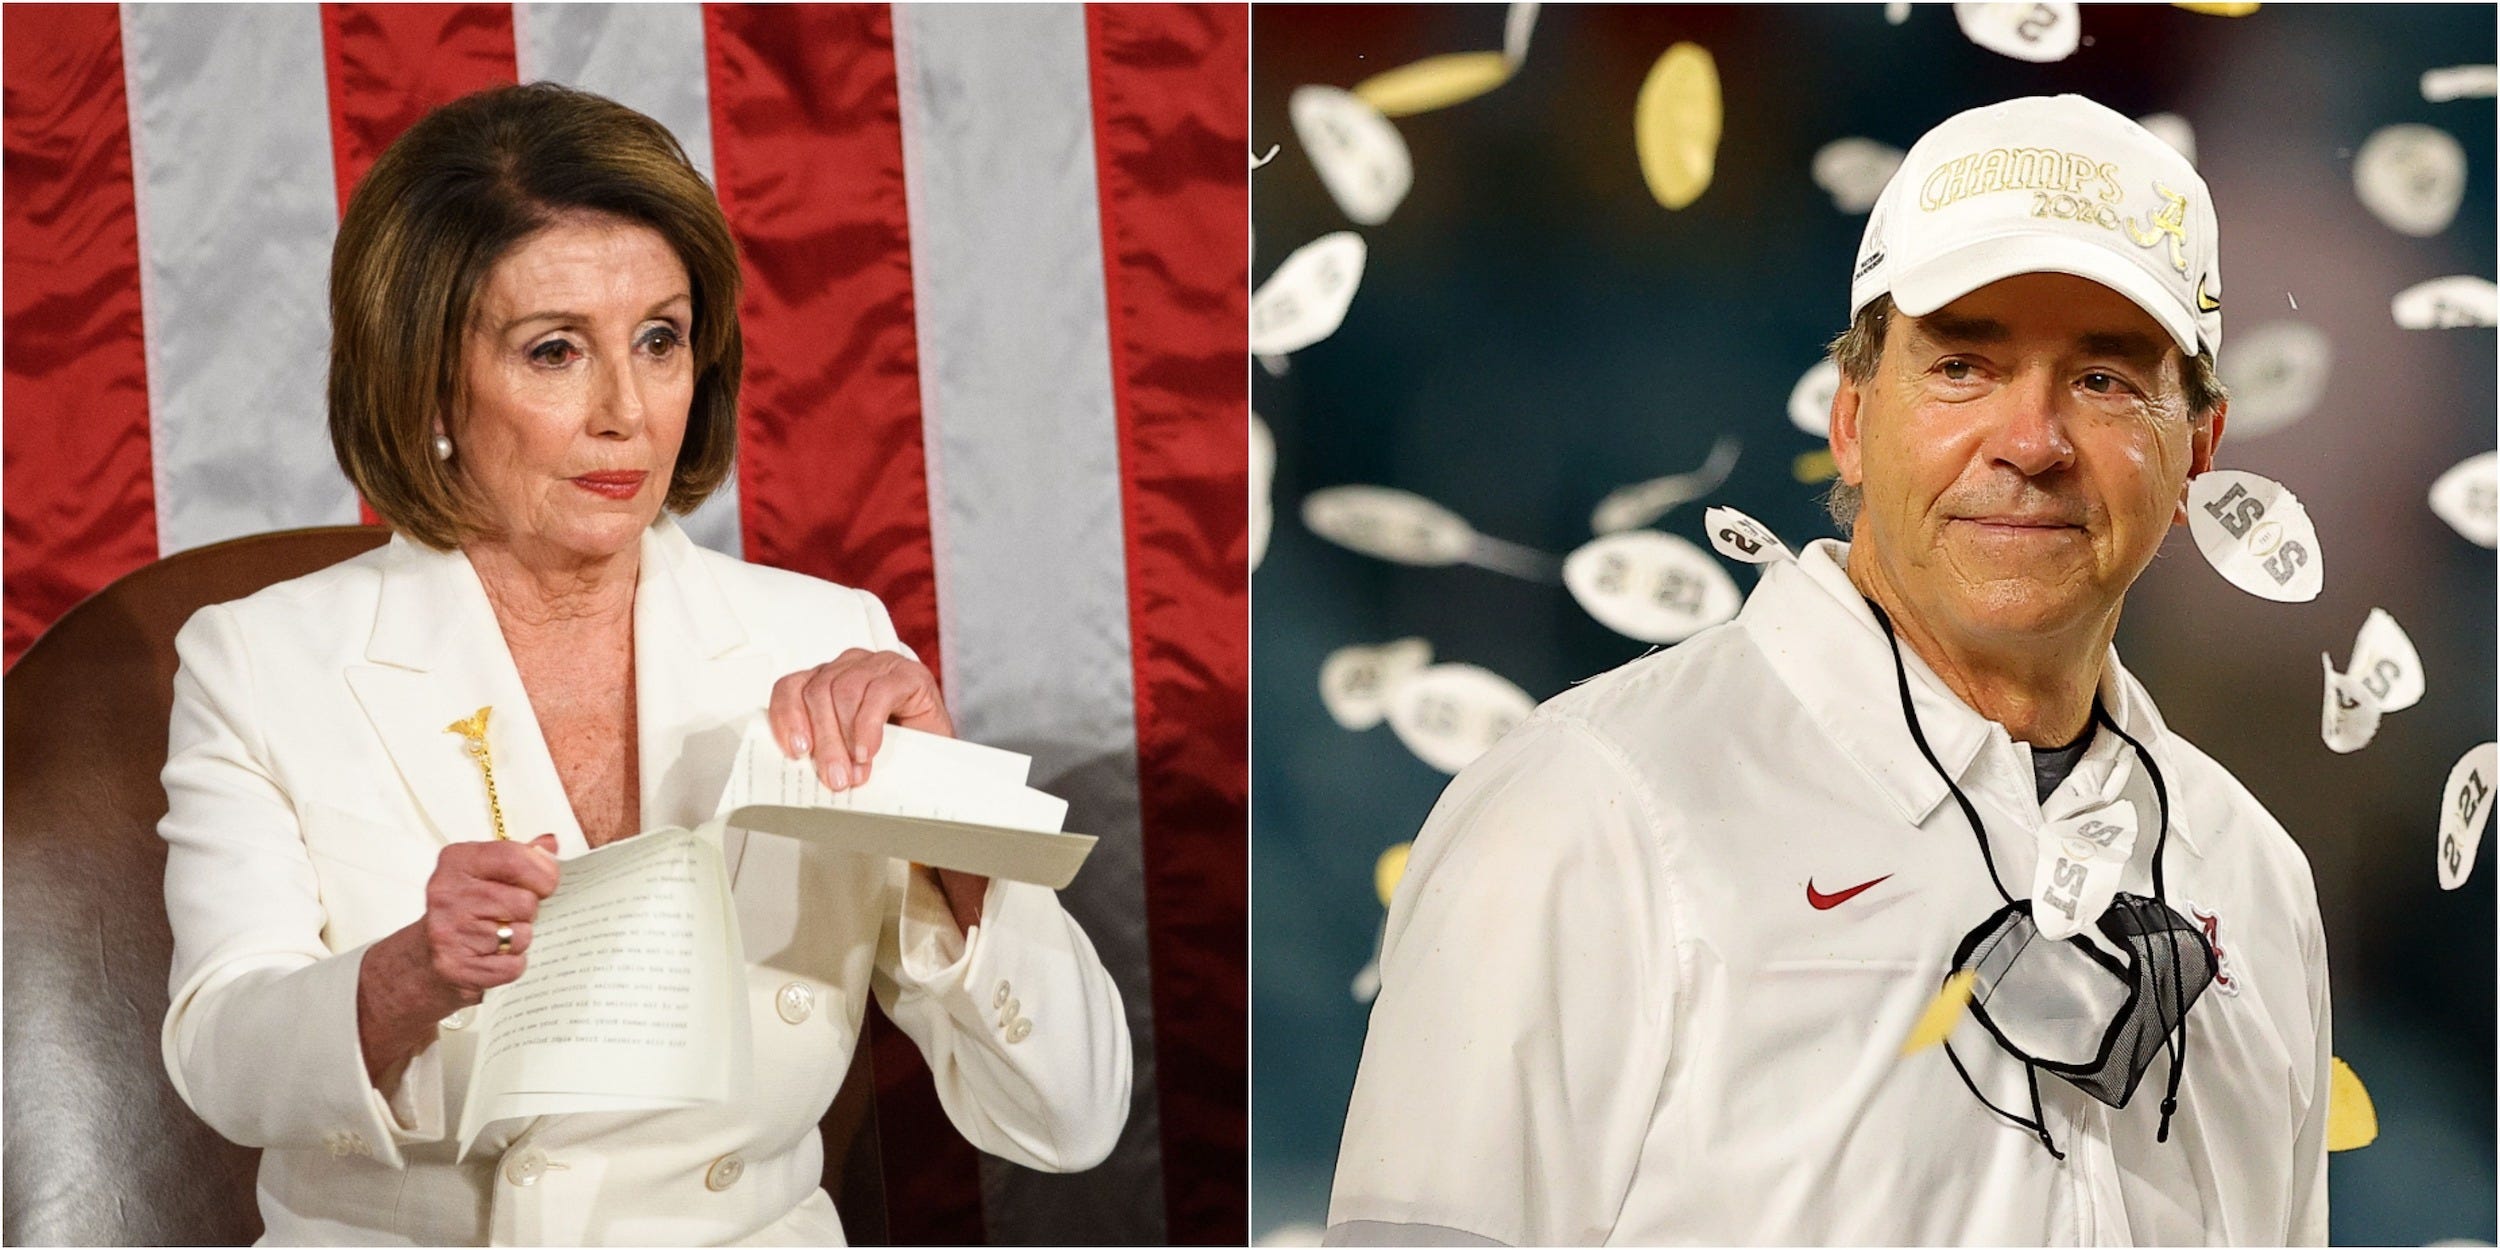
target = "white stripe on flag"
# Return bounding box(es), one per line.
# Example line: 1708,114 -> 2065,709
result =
514,1 -> 743,559
122,2 -> 353,555
893,3 -> 1167,1240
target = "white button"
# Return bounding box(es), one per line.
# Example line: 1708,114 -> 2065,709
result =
324,1131 -> 350,1157
1005,1017 -> 1032,1045
440,1007 -> 476,1031
775,982 -> 815,1025
992,980 -> 1012,1010
705,1152 -> 745,1192
997,997 -> 1020,1030
503,1148 -> 549,1187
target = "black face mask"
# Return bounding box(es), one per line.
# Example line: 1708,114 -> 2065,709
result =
1869,600 -> 2210,1159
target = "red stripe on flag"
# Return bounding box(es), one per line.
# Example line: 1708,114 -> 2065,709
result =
703,7 -> 977,1243
3,5 -> 159,669
319,2 -> 517,527
1085,6 -> 1249,1242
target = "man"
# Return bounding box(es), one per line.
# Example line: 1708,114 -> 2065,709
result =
1326,95 -> 2328,1246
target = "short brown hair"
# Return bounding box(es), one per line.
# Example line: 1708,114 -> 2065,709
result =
1820,295 -> 2228,530
328,83 -> 743,550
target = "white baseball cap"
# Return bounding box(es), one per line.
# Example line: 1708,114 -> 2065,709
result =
1849,94 -> 2223,361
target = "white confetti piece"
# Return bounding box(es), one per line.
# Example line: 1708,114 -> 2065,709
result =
2136,112 -> 2196,166
1634,43 -> 1722,210
2421,64 -> 2499,102
1504,1 -> 1539,66
1257,353 -> 1291,377
1387,663 -> 1537,774
1251,143 -> 1280,170
1704,505 -> 1795,565
1290,86 -> 1412,227
1251,232 -> 1368,356
2354,124 -> 2466,238
1788,358 -> 1842,436
1886,1 -> 1912,23
1564,531 -> 1743,643
2429,451 -> 2497,547
2186,470 -> 2324,602
2217,322 -> 2332,438
1250,414 -> 1275,572
1302,485 -> 1475,565
2319,654 -> 2384,756
2437,742 -> 2498,890
2349,608 -> 2426,714
2031,803 -> 2139,941
1811,137 -> 1905,214
1320,638 -> 1434,731
1953,2 -> 2081,62
2391,275 -> 2497,329
1590,436 -> 1741,534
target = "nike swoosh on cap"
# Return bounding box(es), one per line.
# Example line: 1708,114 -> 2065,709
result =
2196,276 -> 2221,313
1806,874 -> 1894,910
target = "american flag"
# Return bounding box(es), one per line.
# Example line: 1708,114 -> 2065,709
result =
2,4 -> 1245,1243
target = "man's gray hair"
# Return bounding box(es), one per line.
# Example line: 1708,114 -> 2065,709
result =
1818,295 -> 2230,531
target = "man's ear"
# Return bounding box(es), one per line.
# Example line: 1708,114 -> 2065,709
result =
2174,399 -> 2227,526
1830,370 -> 1867,487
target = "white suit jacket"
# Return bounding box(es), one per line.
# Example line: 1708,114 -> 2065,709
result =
159,516 -> 1132,1246
1329,539 -> 2328,1247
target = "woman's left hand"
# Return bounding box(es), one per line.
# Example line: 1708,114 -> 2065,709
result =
769,648 -> 954,791
769,649 -> 987,930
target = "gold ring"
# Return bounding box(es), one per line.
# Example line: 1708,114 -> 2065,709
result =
495,924 -> 515,956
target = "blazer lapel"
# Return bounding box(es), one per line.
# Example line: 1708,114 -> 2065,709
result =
344,534 -> 586,853
633,520 -> 780,883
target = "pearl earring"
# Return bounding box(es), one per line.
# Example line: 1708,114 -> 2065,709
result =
433,433 -> 454,462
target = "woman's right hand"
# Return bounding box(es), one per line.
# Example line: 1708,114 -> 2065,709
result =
356,835 -> 562,1084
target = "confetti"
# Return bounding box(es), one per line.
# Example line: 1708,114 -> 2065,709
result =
1886,1 -> 1912,24
1590,435 -> 1741,534
1302,485 -> 1561,579
1251,232 -> 1368,356
1504,1 -> 1540,66
1902,970 -> 1978,1056
2422,64 -> 2500,102
2437,742 -> 2498,891
1354,52 -> 1515,118
2173,1 -> 2259,13
1812,138 -> 1906,214
1375,842 -> 1413,907
2354,123 -> 2466,238
1794,448 -> 1839,483
1252,143 -> 1280,170
1563,531 -> 1743,643
1704,506 -> 1796,565
1788,358 -> 1843,435
2136,112 -> 2197,166
1635,43 -> 1723,210
2347,608 -> 2426,715
2428,451 -> 2497,548
2186,470 -> 2324,602
2391,275 -> 2497,329
1387,663 -> 1537,774
2031,803 -> 2140,941
1251,414 -> 1275,572
2327,1058 -> 2377,1151
2319,654 -> 2384,756
1953,2 -> 2082,62
1320,638 -> 1434,731
1290,87 -> 1412,226
2216,322 -> 2332,438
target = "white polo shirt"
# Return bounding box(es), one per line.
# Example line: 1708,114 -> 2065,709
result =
1327,539 -> 2329,1247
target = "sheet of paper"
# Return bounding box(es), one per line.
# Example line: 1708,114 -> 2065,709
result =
724,805 -> 1098,891
456,827 -> 747,1158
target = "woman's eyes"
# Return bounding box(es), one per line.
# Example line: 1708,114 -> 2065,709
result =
638,324 -> 685,357
529,338 -> 581,367
524,325 -> 686,366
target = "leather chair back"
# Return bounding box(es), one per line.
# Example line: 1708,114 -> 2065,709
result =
4,527 -> 887,1245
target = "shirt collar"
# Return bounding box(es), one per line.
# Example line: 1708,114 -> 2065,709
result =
1740,538 -> 2198,853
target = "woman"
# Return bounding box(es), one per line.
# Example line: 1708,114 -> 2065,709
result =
157,83 -> 1130,1245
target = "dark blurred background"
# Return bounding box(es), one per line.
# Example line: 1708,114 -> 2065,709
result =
1250,4 -> 2497,1244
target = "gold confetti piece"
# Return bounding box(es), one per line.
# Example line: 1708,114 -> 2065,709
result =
1353,51 -> 1515,118
1375,842 -> 1413,908
1634,43 -> 1722,211
2173,1 -> 2259,13
2328,1057 -> 2378,1151
1900,965 -> 1980,1055
1902,970 -> 1976,1055
1792,448 -> 1838,483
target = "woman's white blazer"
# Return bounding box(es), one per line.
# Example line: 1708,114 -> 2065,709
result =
157,516 -> 1131,1245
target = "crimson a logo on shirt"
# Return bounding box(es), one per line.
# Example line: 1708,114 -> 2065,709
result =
2187,901 -> 2241,997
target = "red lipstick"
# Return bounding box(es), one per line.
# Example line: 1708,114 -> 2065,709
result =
571,470 -> 647,500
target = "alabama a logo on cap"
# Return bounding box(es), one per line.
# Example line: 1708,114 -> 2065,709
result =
2187,901 -> 2241,997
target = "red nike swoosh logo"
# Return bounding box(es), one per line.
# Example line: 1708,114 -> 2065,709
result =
1807,875 -> 1893,910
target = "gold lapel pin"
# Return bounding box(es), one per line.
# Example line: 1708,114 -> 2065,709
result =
444,706 -> 511,841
